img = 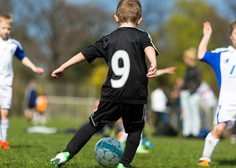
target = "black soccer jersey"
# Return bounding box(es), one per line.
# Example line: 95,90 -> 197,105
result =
82,27 -> 159,104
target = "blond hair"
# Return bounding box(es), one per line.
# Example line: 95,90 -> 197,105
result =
229,20 -> 236,35
116,0 -> 142,24
0,12 -> 13,25
183,47 -> 197,61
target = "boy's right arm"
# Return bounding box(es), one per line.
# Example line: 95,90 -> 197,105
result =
51,52 -> 85,79
198,21 -> 212,60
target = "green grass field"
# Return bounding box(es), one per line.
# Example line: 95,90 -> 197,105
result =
1,117 -> 235,168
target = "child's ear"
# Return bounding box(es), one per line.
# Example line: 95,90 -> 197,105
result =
114,15 -> 119,23
137,17 -> 142,25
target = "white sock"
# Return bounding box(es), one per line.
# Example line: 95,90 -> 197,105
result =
1,120 -> 9,142
200,133 -> 219,162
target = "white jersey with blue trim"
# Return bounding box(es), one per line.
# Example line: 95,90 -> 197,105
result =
0,37 -> 25,86
200,46 -> 236,106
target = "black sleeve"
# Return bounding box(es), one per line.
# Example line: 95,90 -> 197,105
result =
82,37 -> 107,63
140,31 -> 159,56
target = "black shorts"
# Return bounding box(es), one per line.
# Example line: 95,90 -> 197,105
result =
89,101 -> 146,133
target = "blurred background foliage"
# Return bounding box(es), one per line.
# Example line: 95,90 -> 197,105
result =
0,0 -> 235,116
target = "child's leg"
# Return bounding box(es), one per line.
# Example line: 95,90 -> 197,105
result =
66,122 -> 102,159
0,109 -> 9,142
200,124 -> 225,161
200,132 -> 219,161
0,119 -> 9,141
120,130 -> 142,166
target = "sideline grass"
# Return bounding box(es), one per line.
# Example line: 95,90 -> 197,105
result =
1,117 -> 235,168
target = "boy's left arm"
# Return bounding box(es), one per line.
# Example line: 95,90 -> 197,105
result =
21,57 -> 44,74
145,46 -> 157,77
144,46 -> 176,78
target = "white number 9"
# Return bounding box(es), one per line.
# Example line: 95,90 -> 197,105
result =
111,50 -> 130,88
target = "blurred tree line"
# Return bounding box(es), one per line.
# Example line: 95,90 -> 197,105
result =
0,0 -> 235,115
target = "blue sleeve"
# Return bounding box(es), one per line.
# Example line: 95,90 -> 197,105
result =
15,45 -> 25,60
201,51 -> 221,88
201,51 -> 220,66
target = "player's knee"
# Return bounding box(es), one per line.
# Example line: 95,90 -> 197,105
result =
212,124 -> 226,137
1,109 -> 9,119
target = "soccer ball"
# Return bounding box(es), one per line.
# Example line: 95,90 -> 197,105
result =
94,137 -> 124,167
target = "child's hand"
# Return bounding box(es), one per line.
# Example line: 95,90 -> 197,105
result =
161,66 -> 176,75
51,67 -> 65,79
146,66 -> 157,78
148,66 -> 176,78
34,67 -> 44,74
203,21 -> 212,37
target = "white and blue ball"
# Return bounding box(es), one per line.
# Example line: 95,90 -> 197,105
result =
94,137 -> 124,167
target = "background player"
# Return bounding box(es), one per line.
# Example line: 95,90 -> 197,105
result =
0,12 -> 44,149
24,79 -> 38,122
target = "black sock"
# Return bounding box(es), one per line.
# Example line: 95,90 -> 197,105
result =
120,130 -> 142,166
65,122 -> 101,159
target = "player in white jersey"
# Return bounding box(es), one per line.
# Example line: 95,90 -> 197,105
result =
198,21 -> 236,167
0,13 -> 44,149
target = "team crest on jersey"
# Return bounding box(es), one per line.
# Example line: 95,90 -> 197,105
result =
225,58 -> 229,63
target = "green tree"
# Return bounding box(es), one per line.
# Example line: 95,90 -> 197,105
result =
152,0 -> 229,91
87,63 -> 108,98
12,0 -> 112,80
0,0 -> 12,12
2,0 -> 112,115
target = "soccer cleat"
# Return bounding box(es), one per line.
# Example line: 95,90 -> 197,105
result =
117,163 -> 132,168
50,152 -> 70,167
142,138 -> 153,149
198,160 -> 210,167
136,145 -> 149,154
120,141 -> 126,148
0,141 -> 10,150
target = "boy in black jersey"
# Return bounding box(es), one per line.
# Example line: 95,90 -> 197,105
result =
50,0 -> 175,167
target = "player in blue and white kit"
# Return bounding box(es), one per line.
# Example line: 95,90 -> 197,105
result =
0,13 -> 44,149
198,21 -> 236,167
